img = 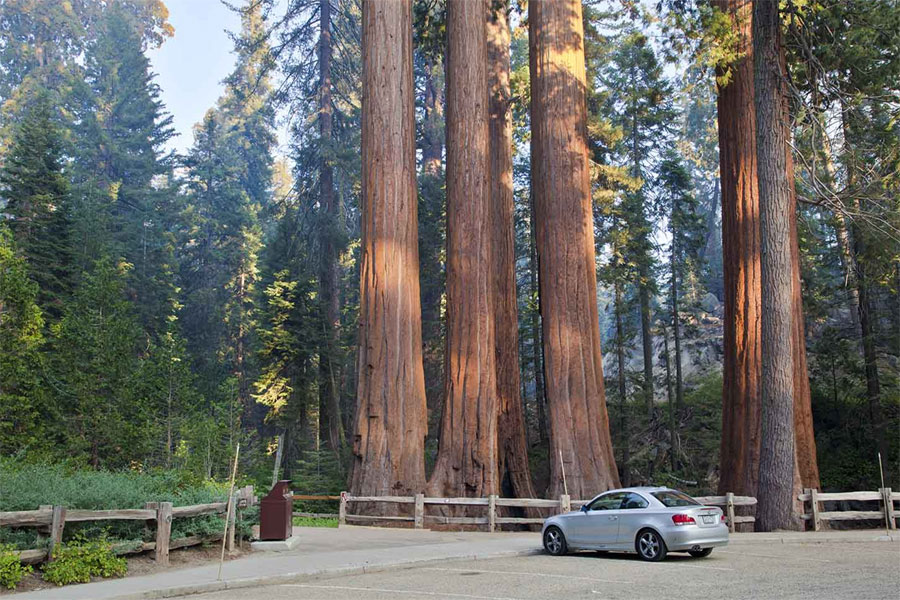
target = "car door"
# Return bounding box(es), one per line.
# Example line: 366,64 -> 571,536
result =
569,492 -> 627,548
615,492 -> 650,547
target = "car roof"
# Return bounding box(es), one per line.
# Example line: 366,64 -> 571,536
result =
587,486 -> 674,497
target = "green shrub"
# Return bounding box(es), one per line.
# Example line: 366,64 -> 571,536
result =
0,544 -> 32,589
41,535 -> 127,586
0,461 -> 236,549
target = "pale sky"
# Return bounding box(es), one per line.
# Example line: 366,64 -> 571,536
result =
147,0 -> 241,155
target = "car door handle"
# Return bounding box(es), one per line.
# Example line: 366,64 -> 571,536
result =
608,516 -> 618,520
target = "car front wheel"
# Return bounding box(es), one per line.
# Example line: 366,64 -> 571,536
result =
543,526 -> 567,556
689,548 -> 713,558
635,529 -> 667,562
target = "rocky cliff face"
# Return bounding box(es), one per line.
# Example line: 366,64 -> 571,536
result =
600,292 -> 724,402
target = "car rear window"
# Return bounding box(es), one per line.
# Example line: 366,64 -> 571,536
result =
651,490 -> 700,507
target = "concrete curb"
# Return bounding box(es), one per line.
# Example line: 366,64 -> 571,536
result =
728,533 -> 899,545
108,548 -> 544,600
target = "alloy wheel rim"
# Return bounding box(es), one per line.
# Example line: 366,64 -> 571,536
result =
639,533 -> 659,557
546,530 -> 561,553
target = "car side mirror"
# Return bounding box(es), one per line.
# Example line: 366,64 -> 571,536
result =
580,504 -> 589,513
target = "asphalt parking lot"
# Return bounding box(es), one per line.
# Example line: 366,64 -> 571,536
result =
193,540 -> 899,600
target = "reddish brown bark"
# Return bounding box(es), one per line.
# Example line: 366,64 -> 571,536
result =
716,0 -> 763,498
350,0 -> 427,497
529,0 -> 620,500
714,0 -> 819,500
488,0 -> 536,500
427,0 -> 498,498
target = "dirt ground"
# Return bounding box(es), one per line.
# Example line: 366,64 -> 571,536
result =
2,543 -> 250,595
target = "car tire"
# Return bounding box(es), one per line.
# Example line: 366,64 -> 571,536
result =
543,526 -> 567,556
689,548 -> 713,558
635,529 -> 667,562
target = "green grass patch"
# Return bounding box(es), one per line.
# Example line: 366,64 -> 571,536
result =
291,516 -> 338,528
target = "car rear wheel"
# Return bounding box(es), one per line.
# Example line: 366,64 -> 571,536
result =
689,548 -> 713,558
543,526 -> 567,556
635,529 -> 667,562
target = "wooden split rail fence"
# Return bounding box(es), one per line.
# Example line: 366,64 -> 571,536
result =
0,486 -> 255,566
336,492 -> 756,533
799,488 -> 897,531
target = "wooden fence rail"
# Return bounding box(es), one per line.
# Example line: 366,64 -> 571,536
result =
0,486 -> 255,566
338,492 -> 757,533
798,488 -> 897,532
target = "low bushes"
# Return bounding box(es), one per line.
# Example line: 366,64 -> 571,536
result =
42,535 -> 127,586
0,544 -> 32,589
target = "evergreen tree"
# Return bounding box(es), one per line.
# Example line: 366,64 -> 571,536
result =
68,4 -> 176,338
179,111 -> 247,411
53,258 -> 147,468
658,150 -> 706,418
602,28 -> 676,419
254,201 -> 324,479
178,0 -> 275,437
0,93 -> 73,319
0,225 -> 51,455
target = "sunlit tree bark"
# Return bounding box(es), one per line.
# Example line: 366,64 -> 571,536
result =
529,0 -> 619,499
350,0 -> 427,498
427,0 -> 498,498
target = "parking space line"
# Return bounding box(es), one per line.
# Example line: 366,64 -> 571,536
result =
423,566 -> 634,584
717,550 -> 831,563
645,561 -> 734,571
280,584 -> 525,600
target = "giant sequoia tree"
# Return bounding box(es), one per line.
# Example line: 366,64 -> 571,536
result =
529,0 -> 619,498
488,0 -> 536,501
350,0 -> 428,497
714,0 -> 819,502
428,0 -> 498,499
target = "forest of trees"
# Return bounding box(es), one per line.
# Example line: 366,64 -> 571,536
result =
0,0 -> 897,531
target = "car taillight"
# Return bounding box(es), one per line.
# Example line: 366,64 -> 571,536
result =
672,514 -> 696,526
721,514 -> 727,522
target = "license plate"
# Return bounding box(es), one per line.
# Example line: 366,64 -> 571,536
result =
702,515 -> 714,524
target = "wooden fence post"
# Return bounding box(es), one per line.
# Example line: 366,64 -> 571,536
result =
488,495 -> 497,533
155,502 -> 173,565
49,506 -> 66,560
338,492 -> 347,526
414,493 -> 424,530
559,494 -> 571,514
725,492 -> 736,533
809,488 -> 821,532
881,488 -> 896,530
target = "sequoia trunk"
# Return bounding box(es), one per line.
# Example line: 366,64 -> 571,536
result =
488,0 -> 536,500
714,0 -> 819,500
529,0 -> 620,499
427,0 -> 498,498
350,0 -> 428,497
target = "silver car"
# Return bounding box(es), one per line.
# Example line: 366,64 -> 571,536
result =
541,486 -> 729,561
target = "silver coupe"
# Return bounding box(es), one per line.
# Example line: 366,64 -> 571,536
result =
541,486 -> 729,561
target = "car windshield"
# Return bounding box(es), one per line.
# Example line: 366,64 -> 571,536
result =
651,490 -> 700,507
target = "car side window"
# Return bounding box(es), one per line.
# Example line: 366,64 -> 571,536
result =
589,492 -> 627,511
620,493 -> 649,510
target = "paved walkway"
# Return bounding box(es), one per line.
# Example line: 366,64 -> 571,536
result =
12,527 -> 897,600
